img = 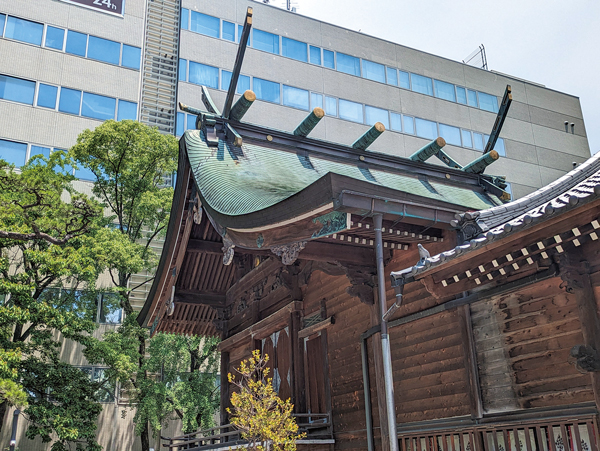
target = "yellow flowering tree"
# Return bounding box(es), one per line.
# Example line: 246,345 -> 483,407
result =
227,350 -> 305,451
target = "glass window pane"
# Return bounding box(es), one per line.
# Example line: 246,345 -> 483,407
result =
456,86 -> 467,105
339,99 -> 363,123
439,123 -> 461,146
66,30 -> 87,56
390,112 -> 402,132
0,75 -> 35,105
176,112 -> 184,136
0,139 -> 27,167
122,44 -> 141,70
310,93 -> 322,109
253,78 -> 280,103
236,24 -> 250,45
37,84 -> 58,109
386,67 -> 398,86
403,115 -> 415,134
473,132 -> 484,150
117,100 -> 137,121
283,85 -> 308,110
75,165 -> 96,181
325,96 -> 337,116
178,59 -> 187,81
415,118 -> 437,139
461,129 -> 472,148
99,294 -> 122,324
181,8 -> 189,30
434,79 -> 456,102
282,37 -> 307,62
323,49 -> 335,69
253,29 -> 279,54
478,92 -> 498,112
190,11 -> 220,38
221,71 -> 249,94
93,368 -> 115,403
399,71 -> 410,89
365,105 -> 389,129
223,21 -> 235,42
467,89 -> 478,107
411,74 -> 433,96
0,15 -> 5,37
30,145 -> 51,159
45,26 -> 65,50
189,62 -> 219,89
362,60 -> 385,83
82,92 -> 116,120
336,52 -> 360,76
309,46 -> 321,65
87,36 -> 120,65
5,16 -> 43,45
186,114 -> 196,130
495,137 -> 506,156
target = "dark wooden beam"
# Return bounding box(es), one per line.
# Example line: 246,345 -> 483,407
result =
186,238 -> 375,266
458,305 -> 484,419
174,289 -> 225,307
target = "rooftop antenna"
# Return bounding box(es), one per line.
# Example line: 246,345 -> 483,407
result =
463,44 -> 488,70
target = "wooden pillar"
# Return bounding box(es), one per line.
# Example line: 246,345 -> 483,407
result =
370,299 -> 390,451
458,304 -> 484,419
220,351 -> 230,426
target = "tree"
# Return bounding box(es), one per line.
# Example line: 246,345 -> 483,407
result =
227,350 -> 304,451
71,119 -> 179,451
0,153 -> 140,450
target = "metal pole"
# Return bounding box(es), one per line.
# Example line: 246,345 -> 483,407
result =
374,214 -> 399,451
9,409 -> 19,451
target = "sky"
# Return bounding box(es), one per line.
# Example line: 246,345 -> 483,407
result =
271,0 -> 600,154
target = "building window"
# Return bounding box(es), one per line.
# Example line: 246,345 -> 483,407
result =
398,71 -> 410,90
0,74 -> 35,105
411,74 -> 433,96
403,115 -> 415,134
221,71 -> 250,94
467,89 -> 478,108
222,21 -> 235,42
37,83 -> 58,109
415,118 -> 437,139
310,92 -> 323,109
365,105 -> 389,129
117,100 -> 137,121
282,37 -> 307,62
190,11 -> 220,38
461,129 -> 473,148
253,29 -> 279,54
87,35 -> 120,66
82,92 -> 116,121
0,139 -> 27,167
325,96 -> 337,116
176,112 -> 184,136
323,49 -> 335,69
362,59 -> 385,83
180,8 -> 189,30
0,14 -> 5,37
390,112 -> 402,132
30,145 -> 51,159
336,52 -> 360,76
96,293 -> 122,324
478,92 -> 499,113
434,79 -> 456,102
4,16 -> 43,46
438,123 -> 461,146
189,62 -> 219,89
473,132 -> 484,150
338,99 -> 363,123
178,59 -> 187,82
45,26 -> 65,50
282,85 -> 309,110
386,67 -> 398,86
65,30 -> 87,57
186,114 -> 196,131
81,367 -> 115,403
121,45 -> 141,70
456,86 -> 467,105
309,46 -> 321,65
253,78 -> 280,104
494,137 -> 506,156
58,87 -> 82,115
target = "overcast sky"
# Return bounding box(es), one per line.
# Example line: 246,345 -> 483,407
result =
275,0 -> 600,154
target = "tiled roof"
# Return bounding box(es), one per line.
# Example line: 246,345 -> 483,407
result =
390,152 -> 600,286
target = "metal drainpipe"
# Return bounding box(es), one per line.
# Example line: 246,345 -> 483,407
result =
374,214 -> 399,451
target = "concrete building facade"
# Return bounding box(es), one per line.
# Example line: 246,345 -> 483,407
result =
0,0 -> 592,450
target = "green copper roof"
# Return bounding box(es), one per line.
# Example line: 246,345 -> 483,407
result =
184,130 -> 502,217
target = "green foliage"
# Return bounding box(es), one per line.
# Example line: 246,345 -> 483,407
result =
228,351 -> 304,451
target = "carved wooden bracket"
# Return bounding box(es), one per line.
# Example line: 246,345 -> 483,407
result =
192,194 -> 203,225
271,240 -> 308,265
558,253 -> 591,293
570,344 -> 600,372
222,236 -> 235,266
